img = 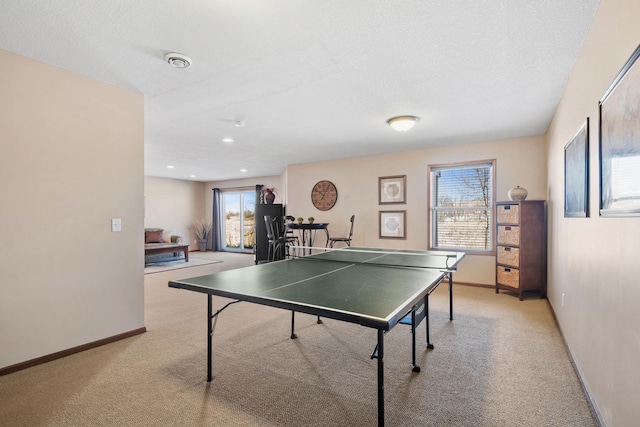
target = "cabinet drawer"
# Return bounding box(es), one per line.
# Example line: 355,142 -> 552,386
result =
497,266 -> 520,289
497,204 -> 520,224
497,245 -> 519,267
497,225 -> 520,246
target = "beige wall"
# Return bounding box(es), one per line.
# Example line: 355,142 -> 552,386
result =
546,0 -> 640,425
0,50 -> 144,368
285,135 -> 547,285
144,176 -> 205,249
203,137 -> 546,285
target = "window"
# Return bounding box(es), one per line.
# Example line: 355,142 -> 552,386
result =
222,189 -> 256,252
428,160 -> 495,254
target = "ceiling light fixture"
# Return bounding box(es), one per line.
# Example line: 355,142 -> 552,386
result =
387,115 -> 419,132
164,52 -> 192,68
222,138 -> 234,143
167,165 -> 175,169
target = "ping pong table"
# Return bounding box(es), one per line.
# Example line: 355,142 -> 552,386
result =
168,247 -> 465,427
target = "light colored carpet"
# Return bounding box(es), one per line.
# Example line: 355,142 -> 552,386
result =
0,252 -> 597,426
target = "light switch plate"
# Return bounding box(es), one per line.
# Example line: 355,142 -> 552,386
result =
111,218 -> 122,232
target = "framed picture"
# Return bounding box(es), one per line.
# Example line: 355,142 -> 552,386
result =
379,210 -> 406,239
379,175 -> 406,204
564,118 -> 589,217
599,44 -> 640,217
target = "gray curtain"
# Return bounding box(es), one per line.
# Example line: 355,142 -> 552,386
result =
212,188 -> 223,251
256,184 -> 263,205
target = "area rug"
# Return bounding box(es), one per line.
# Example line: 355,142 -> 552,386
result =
144,258 -> 222,274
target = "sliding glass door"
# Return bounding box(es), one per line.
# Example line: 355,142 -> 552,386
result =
222,190 -> 256,252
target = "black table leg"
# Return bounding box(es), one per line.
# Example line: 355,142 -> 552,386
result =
377,329 -> 385,427
300,230 -> 308,255
425,295 -> 434,349
449,272 -> 453,320
307,230 -> 315,255
207,295 -> 213,382
290,311 -> 297,339
411,310 -> 420,372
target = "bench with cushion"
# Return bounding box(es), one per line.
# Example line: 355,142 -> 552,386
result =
144,228 -> 188,264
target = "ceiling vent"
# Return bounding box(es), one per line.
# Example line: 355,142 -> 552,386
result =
164,52 -> 192,69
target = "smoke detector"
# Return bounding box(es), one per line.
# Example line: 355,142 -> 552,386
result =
164,52 -> 192,69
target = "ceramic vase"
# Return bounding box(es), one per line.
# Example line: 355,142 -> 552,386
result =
508,186 -> 528,201
263,190 -> 275,204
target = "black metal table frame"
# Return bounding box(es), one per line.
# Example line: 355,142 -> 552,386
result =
197,269 -> 457,427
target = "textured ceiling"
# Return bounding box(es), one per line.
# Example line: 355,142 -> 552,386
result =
0,1 -> 599,182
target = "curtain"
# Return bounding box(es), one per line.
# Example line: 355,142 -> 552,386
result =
212,188 -> 223,251
256,184 -> 263,205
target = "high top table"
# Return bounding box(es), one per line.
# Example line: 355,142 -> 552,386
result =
285,222 -> 329,254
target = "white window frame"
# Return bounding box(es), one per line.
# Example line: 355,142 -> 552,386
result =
428,160 -> 496,255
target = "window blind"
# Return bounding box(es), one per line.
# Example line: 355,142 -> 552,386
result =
430,162 -> 494,252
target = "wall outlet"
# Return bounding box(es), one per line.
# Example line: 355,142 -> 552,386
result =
562,293 -> 565,307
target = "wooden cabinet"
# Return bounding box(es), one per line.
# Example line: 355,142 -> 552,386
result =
495,200 -> 547,300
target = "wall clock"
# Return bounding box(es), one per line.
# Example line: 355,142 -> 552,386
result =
311,180 -> 338,211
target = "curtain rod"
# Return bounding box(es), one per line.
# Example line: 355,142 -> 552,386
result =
212,185 -> 261,191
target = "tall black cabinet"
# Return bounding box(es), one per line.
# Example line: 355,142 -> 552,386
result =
254,203 -> 284,263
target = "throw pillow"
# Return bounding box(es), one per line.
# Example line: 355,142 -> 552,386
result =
145,229 -> 164,243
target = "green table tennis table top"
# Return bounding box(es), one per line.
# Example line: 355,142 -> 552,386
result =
169,247 -> 465,330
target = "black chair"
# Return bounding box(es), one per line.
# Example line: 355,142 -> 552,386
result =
327,215 -> 355,248
264,215 -> 287,262
284,216 -> 299,258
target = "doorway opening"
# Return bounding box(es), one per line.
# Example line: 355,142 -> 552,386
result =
222,190 -> 256,253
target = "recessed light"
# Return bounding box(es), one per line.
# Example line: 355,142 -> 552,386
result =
222,138 -> 234,143
167,165 -> 175,169
240,169 -> 247,173
234,120 -> 245,127
190,174 -> 196,178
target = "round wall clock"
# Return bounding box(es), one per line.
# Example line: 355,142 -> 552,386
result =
311,180 -> 338,211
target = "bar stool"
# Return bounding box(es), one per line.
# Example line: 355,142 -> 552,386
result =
264,215 -> 286,261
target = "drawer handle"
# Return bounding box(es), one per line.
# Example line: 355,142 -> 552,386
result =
505,226 -> 511,230
504,268 -> 511,272
504,206 -> 511,210
504,247 -> 511,251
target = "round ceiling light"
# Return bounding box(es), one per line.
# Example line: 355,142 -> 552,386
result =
164,52 -> 192,69
387,115 -> 420,132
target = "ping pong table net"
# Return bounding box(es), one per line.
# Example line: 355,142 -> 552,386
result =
289,247 -> 459,270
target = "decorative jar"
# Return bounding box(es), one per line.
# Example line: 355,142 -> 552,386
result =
508,186 -> 528,201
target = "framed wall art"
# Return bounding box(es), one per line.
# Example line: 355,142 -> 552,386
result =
379,175 -> 406,204
564,118 -> 589,217
379,210 -> 406,239
599,44 -> 640,217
